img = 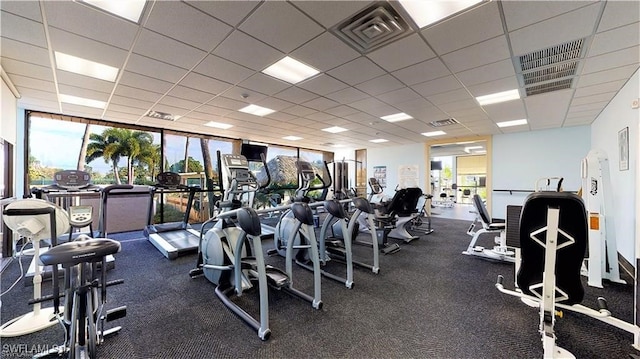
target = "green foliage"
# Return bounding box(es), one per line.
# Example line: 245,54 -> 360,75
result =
169,157 -> 203,173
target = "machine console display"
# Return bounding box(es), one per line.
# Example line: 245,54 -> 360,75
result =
223,154 -> 249,169
53,170 -> 92,191
156,172 -> 182,187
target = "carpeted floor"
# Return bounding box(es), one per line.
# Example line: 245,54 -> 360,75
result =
1,216 -> 637,358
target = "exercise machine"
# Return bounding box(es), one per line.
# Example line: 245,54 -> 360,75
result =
462,194 -> 515,263
35,237 -> 126,358
1,199 -> 68,337
495,191 -> 639,358
409,193 -> 434,235
193,206 -> 277,340
144,172 -> 202,260
580,149 -> 624,288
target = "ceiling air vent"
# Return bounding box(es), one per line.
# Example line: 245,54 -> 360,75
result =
146,110 -> 177,121
525,79 -> 573,96
329,2 -> 414,54
517,38 -> 585,96
429,118 -> 459,127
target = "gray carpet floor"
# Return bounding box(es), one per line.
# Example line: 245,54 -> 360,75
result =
0,216 -> 637,358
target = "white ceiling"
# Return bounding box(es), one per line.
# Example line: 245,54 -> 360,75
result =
1,0 -> 638,152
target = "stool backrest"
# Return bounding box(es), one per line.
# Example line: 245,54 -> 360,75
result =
516,192 -> 587,305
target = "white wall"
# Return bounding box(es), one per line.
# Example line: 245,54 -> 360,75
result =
492,126 -> 591,218
590,69 -> 639,263
367,143 -> 426,197
1,78 -> 17,143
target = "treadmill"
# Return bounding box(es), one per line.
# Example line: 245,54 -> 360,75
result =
144,172 -> 201,260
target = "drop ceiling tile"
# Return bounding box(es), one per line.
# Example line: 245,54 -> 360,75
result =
125,54 -> 188,83
8,74 -> 55,92
238,73 -> 291,96
1,37 -> 50,66
412,75 -> 462,98
393,98 -> 438,114
108,99 -> 152,112
185,0 -> 261,27
325,87 -> 369,104
481,99 -> 527,122
159,95 -> 203,112
281,105 -> 317,117
391,58 -> 451,87
325,105 -> 360,117
15,87 -> 58,102
206,96 -> 246,111
456,59 -> 516,87
435,98 -> 479,113
49,28 -> 129,69
441,36 -> 510,72
597,1 -> 640,32
56,71 -> 115,94
104,111 -> 142,123
509,3 -> 601,56
302,97 -> 340,111
502,1 -> 595,31
43,1 -> 137,50
17,98 -> 58,112
376,87 -> 421,105
355,75 -> 405,96
150,104 -> 190,118
239,1 -> 324,53
145,1 -> 231,51
0,11 -> 46,47
466,77 -> 519,97
291,1 -> 370,29
119,71 -> 174,94
133,29 -> 207,70
179,72 -> 233,95
588,22 -> 640,57
194,54 -> 255,85
327,57 -> 385,86
581,46 -> 640,74
256,97 -> 295,112
525,89 -> 573,125
568,101 -> 609,113
570,92 -> 615,106
60,103 -> 104,118
213,31 -> 284,71
367,33 -> 435,72
298,74 -> 349,96
576,64 -> 639,88
306,112 -> 337,122
1,0 -> 42,21
274,86 -> 318,104
265,111 -> 297,122
563,116 -> 595,126
2,58 -> 53,82
58,84 -> 109,101
573,80 -> 626,98
291,32 -> 360,72
427,88 -> 473,106
423,1 -> 503,55
167,85 -> 215,103
194,105 -> 232,117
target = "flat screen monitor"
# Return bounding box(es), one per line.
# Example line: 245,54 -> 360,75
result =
241,143 -> 268,162
430,160 -> 443,171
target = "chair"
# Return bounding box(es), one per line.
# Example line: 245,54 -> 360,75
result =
495,191 -> 638,358
462,194 -> 515,262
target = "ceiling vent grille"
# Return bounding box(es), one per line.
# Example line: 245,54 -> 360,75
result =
517,38 -> 585,96
146,110 -> 177,121
519,38 -> 584,71
330,2 -> 413,54
522,62 -> 578,85
429,118 -> 459,127
525,79 -> 573,96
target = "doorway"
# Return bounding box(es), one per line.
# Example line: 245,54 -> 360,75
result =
427,137 -> 491,221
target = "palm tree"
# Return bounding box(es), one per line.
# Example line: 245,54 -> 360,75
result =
86,128 -> 155,184
77,124 -> 91,171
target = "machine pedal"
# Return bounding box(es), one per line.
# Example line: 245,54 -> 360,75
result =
104,306 -> 127,322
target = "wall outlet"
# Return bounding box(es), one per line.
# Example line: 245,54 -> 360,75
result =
632,98 -> 639,109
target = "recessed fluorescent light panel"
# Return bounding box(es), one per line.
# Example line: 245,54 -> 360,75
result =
399,0 -> 485,28
476,89 -> 520,106
421,131 -> 446,137
80,0 -> 146,23
380,113 -> 413,122
59,94 -> 106,109
283,136 -> 303,141
239,104 -> 276,117
205,121 -> 233,130
55,52 -> 119,82
464,145 -> 483,153
370,139 -> 389,143
497,119 -> 528,128
262,56 -> 320,84
322,126 -> 348,133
